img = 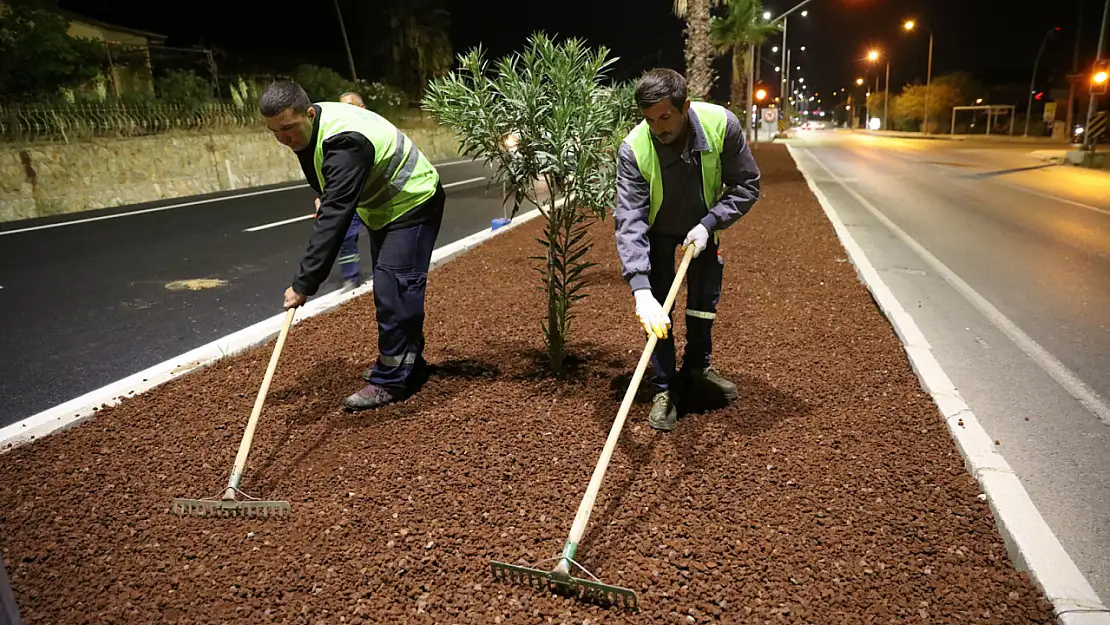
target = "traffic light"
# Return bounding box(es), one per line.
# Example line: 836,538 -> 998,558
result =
1094,59 -> 1109,95
1034,91 -> 1044,100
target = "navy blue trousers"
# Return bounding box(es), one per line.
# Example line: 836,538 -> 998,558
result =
366,185 -> 445,392
646,231 -> 724,392
338,216 -> 362,283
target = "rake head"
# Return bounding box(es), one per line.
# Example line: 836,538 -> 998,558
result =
171,495 -> 291,518
490,560 -> 638,610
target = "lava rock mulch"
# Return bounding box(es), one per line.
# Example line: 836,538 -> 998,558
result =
0,145 -> 1052,623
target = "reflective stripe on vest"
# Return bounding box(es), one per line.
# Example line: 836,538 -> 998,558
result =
623,101 -> 728,227
312,102 -> 440,230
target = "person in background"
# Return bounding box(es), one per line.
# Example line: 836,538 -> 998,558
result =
327,90 -> 368,290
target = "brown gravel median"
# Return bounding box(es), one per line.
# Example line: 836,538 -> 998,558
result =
0,144 -> 1053,623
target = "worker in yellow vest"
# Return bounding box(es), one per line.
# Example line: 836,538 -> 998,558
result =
615,68 -> 762,431
261,81 -> 445,411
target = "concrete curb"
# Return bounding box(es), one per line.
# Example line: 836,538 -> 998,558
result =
786,143 -> 1110,624
0,203 -> 551,454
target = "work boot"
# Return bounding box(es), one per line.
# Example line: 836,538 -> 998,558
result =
342,384 -> 396,411
648,390 -> 678,432
688,366 -> 738,400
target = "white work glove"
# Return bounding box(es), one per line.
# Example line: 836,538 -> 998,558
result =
634,289 -> 670,339
683,223 -> 710,258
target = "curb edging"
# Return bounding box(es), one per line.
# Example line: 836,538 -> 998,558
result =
0,204 -> 549,454
785,143 -> 1109,624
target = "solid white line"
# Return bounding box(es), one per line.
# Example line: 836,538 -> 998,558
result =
0,199 -> 560,454
0,185 -> 310,237
992,180 -> 1110,218
788,144 -> 1109,622
435,159 -> 475,167
242,176 -> 489,233
805,148 -> 1110,428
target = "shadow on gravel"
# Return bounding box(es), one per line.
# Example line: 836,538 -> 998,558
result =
251,356 -> 504,489
582,370 -> 811,553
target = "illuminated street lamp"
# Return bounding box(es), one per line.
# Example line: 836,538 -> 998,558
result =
773,46 -> 780,52
867,49 -> 891,130
856,77 -> 864,86
903,18 -> 935,134
756,88 -> 768,101
763,10 -> 772,19
801,10 -> 808,16
775,66 -> 782,72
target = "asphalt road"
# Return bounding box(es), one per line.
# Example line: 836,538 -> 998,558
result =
790,129 -> 1110,602
0,158 -> 525,427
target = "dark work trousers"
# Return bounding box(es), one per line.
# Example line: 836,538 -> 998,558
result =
338,217 -> 362,283
365,184 -> 446,392
646,231 -> 724,393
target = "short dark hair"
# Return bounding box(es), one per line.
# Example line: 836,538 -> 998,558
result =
259,81 -> 312,117
635,68 -> 687,110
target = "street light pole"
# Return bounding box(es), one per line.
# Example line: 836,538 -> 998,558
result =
883,59 -> 890,130
924,32 -> 933,134
333,0 -> 359,82
1025,26 -> 1057,137
1084,0 -> 1110,150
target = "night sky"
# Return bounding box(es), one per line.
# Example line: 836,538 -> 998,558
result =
58,0 -> 1106,109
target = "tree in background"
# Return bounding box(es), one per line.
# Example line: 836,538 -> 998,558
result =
374,0 -> 453,103
0,0 -> 103,102
424,34 -> 637,376
673,0 -> 724,100
711,0 -> 779,116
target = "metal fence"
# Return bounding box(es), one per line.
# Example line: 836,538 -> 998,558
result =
0,103 -> 263,144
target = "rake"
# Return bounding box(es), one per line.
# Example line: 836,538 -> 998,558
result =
172,307 -> 296,518
491,244 -> 697,610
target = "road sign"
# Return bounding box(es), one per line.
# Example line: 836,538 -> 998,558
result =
762,108 -> 777,123
1089,111 -> 1107,143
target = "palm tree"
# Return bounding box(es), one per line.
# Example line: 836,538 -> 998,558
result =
672,0 -> 724,100
711,0 -> 779,123
379,0 -> 454,102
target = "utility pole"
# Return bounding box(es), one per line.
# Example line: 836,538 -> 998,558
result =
1083,0 -> 1110,149
923,32 -> 933,134
1026,26 -> 1058,137
333,0 -> 359,82
883,59 -> 890,130
1067,0 -> 1084,138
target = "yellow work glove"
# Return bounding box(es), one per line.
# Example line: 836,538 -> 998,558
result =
634,289 -> 670,339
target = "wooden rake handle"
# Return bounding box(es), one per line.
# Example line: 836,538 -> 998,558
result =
223,307 -> 297,498
563,243 -> 696,550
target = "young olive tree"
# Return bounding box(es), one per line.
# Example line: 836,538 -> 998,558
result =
423,33 -> 637,376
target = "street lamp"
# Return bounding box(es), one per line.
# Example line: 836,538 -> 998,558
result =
903,18 -> 934,134
867,49 -> 891,130
773,46 -> 780,52
1025,26 -> 1061,137
856,77 -> 864,85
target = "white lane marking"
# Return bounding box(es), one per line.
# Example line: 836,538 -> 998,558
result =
243,214 -> 314,232
0,160 -> 477,238
443,176 -> 486,189
806,148 -> 1110,428
242,176 -> 489,233
992,181 -> 1110,218
0,185 -> 310,237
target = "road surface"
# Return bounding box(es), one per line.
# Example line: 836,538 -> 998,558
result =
790,129 -> 1110,602
0,159 -> 527,427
